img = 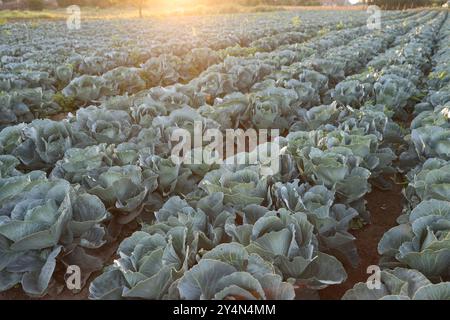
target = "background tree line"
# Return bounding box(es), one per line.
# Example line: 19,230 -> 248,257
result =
364,0 -> 447,9
7,0 -> 449,12
51,0 -> 323,7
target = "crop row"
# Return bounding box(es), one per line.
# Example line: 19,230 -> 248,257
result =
343,13 -> 450,300
0,10 -> 448,300
0,11 -> 413,129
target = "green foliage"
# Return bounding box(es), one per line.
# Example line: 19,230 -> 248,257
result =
218,45 -> 259,59
53,92 -> 76,112
367,0 -> 443,9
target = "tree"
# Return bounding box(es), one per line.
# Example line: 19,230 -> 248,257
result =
366,0 -> 442,9
138,0 -> 144,17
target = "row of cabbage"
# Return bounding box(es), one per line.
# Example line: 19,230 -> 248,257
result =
342,12 -> 450,300
94,10 -> 425,138
63,10 -> 415,106
0,15 -> 291,127
1,11 -> 373,79
0,11 -> 444,300
60,22 -> 335,103
0,11 -> 382,129
0,9 -> 412,148
83,12 -> 442,299
2,13 -> 314,83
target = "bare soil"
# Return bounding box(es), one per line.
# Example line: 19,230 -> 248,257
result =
48,113 -> 69,121
319,181 -> 405,300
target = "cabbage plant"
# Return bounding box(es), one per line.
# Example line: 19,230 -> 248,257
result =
1,120 -> 74,170
0,173 -> 109,296
178,243 -> 295,300
224,206 -> 347,288
378,199 -> 450,279
271,180 -> 359,266
343,268 -> 450,300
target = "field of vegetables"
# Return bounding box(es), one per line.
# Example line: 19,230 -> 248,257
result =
0,8 -> 449,300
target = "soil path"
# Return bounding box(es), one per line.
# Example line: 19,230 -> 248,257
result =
319,181 -> 404,300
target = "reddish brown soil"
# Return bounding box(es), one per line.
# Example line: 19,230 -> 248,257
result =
48,113 -> 69,121
319,181 -> 404,300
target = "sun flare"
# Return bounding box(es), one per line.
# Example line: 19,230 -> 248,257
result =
152,0 -> 197,10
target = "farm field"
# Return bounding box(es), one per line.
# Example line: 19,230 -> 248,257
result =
0,8 -> 449,301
